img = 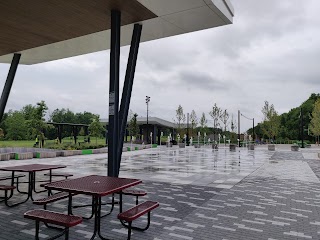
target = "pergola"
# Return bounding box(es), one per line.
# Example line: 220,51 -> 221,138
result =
0,0 -> 234,177
47,122 -> 90,144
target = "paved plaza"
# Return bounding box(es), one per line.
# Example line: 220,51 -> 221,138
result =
1,145 -> 320,239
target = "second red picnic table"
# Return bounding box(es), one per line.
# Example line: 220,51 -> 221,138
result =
45,175 -> 142,240
0,164 -> 66,206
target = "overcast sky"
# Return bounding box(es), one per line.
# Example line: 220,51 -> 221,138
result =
0,0 -> 319,132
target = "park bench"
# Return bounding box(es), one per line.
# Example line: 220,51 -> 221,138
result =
118,201 -> 159,240
24,209 -> 82,240
291,145 -> 299,151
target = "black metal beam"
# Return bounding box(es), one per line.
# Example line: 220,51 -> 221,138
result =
108,10 -> 121,177
117,24 -> 142,176
0,53 -> 21,121
252,118 -> 255,142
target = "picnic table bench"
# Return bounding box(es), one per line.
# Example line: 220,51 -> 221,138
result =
122,189 -> 147,205
33,192 -> 76,210
0,174 -> 25,180
24,209 -> 82,240
0,185 -> 16,204
118,200 -> 159,240
44,172 -> 73,180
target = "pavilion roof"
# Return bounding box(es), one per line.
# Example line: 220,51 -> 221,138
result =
0,0 -> 233,65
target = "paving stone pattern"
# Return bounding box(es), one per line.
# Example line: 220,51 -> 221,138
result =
1,145 -> 320,239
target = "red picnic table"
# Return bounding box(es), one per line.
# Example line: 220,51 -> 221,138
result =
0,164 -> 66,207
45,175 -> 142,240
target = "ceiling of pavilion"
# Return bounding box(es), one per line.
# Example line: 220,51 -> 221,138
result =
0,0 -> 234,65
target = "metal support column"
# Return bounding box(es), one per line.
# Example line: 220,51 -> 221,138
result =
238,110 -> 240,147
300,108 -> 304,148
108,10 -> 121,177
186,113 -> 190,146
117,24 -> 143,175
153,125 -> 157,144
157,128 -> 161,145
253,118 -> 255,142
0,53 -> 21,121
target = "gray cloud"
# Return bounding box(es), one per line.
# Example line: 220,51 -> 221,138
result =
177,71 -> 227,91
1,0 -> 320,131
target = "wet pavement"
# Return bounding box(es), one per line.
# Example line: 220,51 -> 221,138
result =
1,144 -> 320,239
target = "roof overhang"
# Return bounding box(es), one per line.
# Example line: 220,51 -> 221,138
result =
0,0 -> 233,65
101,117 -> 177,129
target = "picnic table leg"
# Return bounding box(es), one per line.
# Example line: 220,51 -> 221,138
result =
120,212 -> 152,232
35,220 -> 40,240
89,196 -> 98,240
4,173 -> 31,207
119,191 -> 123,213
15,173 -> 27,194
68,193 -> 73,215
97,196 -> 112,240
100,194 -> 115,218
32,172 -> 47,194
8,171 -> 15,198
72,196 -> 95,220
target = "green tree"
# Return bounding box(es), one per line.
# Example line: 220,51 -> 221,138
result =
310,99 -> 320,142
79,127 -> 86,136
230,114 -> 237,142
221,109 -> 229,135
261,101 -> 280,141
128,111 -> 139,140
175,105 -> 185,135
190,110 -> 198,137
175,105 -> 185,129
199,112 -> 207,134
0,128 -> 4,140
88,115 -> 105,144
4,111 -> 27,140
26,101 -> 48,139
75,111 -> 97,124
50,108 -> 76,138
209,103 -> 222,141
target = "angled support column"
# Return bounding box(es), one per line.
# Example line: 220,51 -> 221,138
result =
0,53 -> 21,121
108,10 -> 121,177
117,24 -> 143,176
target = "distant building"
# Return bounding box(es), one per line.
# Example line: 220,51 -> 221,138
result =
100,117 -> 177,144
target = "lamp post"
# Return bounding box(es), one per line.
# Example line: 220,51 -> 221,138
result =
300,107 -> 304,148
240,112 -> 255,144
146,96 -> 150,143
186,113 -> 190,146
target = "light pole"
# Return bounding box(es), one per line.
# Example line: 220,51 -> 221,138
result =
146,96 -> 150,143
240,112 -> 255,144
238,110 -> 241,147
186,113 -> 190,146
300,107 -> 304,148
